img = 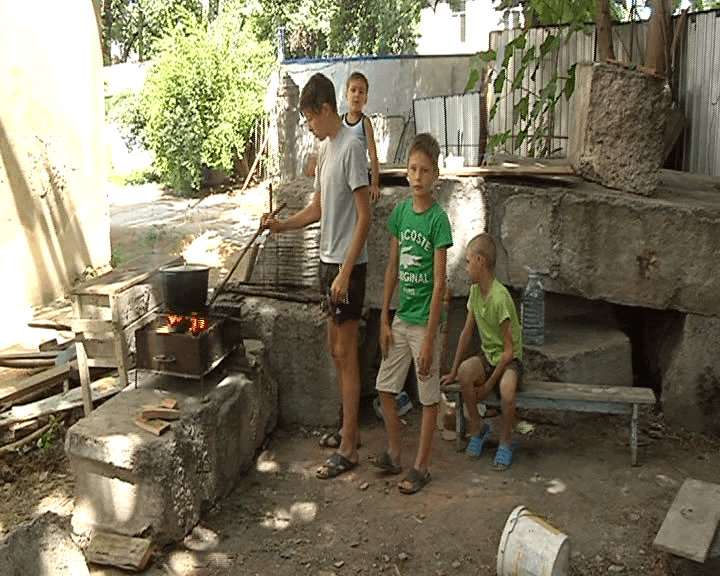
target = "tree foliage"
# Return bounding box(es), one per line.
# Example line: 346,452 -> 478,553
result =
132,3 -> 275,194
251,0 -> 426,58
100,0 -> 208,64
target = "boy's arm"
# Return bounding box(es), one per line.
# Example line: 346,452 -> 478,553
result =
440,308 -> 476,385
262,188 -> 321,232
330,185 -> 371,303
379,237 -> 399,359
479,319 -> 515,394
417,247 -> 447,376
364,117 -> 380,201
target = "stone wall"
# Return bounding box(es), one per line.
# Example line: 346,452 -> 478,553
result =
250,172 -> 720,434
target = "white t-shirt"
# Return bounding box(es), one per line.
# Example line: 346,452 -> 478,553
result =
315,124 -> 369,264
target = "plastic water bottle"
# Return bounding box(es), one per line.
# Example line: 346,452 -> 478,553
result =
521,269 -> 545,346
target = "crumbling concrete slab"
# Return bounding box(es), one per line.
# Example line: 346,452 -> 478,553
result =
65,342 -> 276,546
525,316 -> 633,387
568,62 -> 672,196
0,512 -> 89,576
486,171 -> 720,318
238,296 -> 339,426
658,313 -> 720,434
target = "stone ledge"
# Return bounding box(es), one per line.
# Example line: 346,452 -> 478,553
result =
65,342 -> 276,546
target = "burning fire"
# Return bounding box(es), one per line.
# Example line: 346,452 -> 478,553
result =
166,313 -> 208,334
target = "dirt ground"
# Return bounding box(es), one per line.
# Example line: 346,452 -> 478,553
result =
1,182 -> 719,575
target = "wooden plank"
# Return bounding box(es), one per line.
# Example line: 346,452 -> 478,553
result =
160,397 -> 178,409
444,381 -> 655,405
0,363 -> 72,405
71,254 -> 182,297
133,416 -> 171,436
139,407 -> 180,421
653,478 -> 720,563
85,531 -> 154,571
520,381 -> 656,405
71,319 -> 115,336
0,351 -> 59,360
381,161 -> 576,179
4,374 -> 122,424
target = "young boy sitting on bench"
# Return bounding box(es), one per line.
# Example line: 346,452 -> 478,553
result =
440,233 -> 524,470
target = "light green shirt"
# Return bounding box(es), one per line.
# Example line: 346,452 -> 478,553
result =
467,278 -> 523,366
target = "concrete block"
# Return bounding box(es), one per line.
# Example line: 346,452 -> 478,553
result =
659,313 -> 720,435
487,172 -> 720,317
568,62 -> 672,196
66,343 -> 276,545
524,316 -> 633,387
0,513 -> 89,575
238,297 -> 339,426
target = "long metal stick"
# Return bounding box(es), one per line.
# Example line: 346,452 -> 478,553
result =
207,202 -> 286,308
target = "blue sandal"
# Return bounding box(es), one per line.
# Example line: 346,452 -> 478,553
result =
465,423 -> 491,459
493,441 -> 518,471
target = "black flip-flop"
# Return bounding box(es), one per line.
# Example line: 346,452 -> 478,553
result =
316,452 -> 358,480
368,450 -> 402,475
398,468 -> 430,494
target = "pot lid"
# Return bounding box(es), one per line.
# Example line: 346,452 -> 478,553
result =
160,264 -> 210,273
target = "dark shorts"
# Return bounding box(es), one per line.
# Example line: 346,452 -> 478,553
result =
318,261 -> 366,324
479,352 -> 524,396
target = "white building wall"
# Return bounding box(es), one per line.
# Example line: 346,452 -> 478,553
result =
417,1 -> 501,55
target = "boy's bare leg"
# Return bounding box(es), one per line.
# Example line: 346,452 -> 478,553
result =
379,390 -> 402,466
457,356 -> 486,437
498,370 -> 518,446
412,403 -> 438,473
327,318 -> 361,463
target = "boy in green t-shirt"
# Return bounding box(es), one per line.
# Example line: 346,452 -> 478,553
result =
370,133 -> 453,494
441,233 -> 524,470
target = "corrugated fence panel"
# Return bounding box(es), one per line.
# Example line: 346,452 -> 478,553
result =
414,92 -> 481,166
478,10 -> 720,176
414,11 -> 719,174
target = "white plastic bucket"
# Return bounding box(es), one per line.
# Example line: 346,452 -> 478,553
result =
497,505 -> 570,576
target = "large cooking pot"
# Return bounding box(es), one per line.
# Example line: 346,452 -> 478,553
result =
160,263 -> 210,314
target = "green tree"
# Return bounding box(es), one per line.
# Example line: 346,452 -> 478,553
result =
136,3 -> 275,194
251,0 -> 428,58
100,0 -> 207,64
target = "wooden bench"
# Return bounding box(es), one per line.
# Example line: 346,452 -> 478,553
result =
443,381 -> 656,465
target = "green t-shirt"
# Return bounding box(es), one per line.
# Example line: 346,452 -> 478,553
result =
467,278 -> 523,365
388,199 -> 453,325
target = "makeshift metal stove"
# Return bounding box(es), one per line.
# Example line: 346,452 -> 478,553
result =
135,309 -> 242,383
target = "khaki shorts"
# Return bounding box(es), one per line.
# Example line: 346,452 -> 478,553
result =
375,317 -> 440,406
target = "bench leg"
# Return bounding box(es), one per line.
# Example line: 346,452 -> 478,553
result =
453,390 -> 466,452
631,403 -> 638,466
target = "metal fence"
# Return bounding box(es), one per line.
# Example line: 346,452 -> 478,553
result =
413,92 -> 484,167
414,9 -> 720,177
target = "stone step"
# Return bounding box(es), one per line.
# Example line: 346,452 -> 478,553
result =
524,315 -> 633,387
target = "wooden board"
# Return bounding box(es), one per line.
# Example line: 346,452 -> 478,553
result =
133,416 -> 171,435
71,254 -> 182,297
381,160 -> 576,179
0,363 -> 72,406
444,380 -> 656,406
85,531 -> 154,571
139,407 -> 180,420
3,374 -> 121,426
519,381 -> 656,405
653,478 -> 720,563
